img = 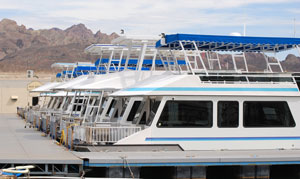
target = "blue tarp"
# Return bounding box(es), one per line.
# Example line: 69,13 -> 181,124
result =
95,58 -> 186,66
56,73 -> 62,78
63,70 -> 73,75
74,66 -> 97,71
156,34 -> 300,52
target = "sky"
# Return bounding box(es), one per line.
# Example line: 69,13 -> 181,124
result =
0,0 -> 300,38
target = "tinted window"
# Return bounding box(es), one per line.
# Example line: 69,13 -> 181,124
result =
127,101 -> 141,122
32,97 -> 39,106
243,101 -> 295,127
157,101 -> 213,128
106,99 -> 115,115
218,101 -> 239,127
147,100 -> 161,126
73,105 -> 81,112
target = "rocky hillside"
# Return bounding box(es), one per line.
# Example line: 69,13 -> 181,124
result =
0,18 -> 300,73
0,18 -> 118,72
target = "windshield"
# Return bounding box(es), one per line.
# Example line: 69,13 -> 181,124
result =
147,100 -> 161,126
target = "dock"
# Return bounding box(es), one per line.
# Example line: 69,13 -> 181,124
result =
0,114 -> 82,176
2,113 -> 300,178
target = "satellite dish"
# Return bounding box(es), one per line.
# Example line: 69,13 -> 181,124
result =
229,32 -> 242,36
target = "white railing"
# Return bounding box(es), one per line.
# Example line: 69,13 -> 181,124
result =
84,126 -> 142,144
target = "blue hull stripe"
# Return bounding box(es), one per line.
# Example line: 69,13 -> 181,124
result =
84,161 -> 300,167
145,136 -> 300,141
125,87 -> 299,92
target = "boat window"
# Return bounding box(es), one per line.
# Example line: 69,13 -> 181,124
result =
218,101 -> 239,128
243,101 -> 295,127
147,100 -> 161,126
120,99 -> 128,117
200,76 -> 247,82
57,98 -> 63,109
157,100 -> 213,128
132,101 -> 146,124
63,97 -> 71,111
114,109 -> 119,118
73,104 -> 81,112
247,77 -> 293,83
294,77 -> 300,91
106,99 -> 115,115
47,97 -> 53,108
127,101 -> 141,122
139,112 -> 146,125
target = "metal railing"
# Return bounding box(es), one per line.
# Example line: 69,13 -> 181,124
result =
84,126 -> 142,144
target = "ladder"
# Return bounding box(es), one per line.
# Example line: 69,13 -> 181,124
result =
158,50 -> 180,72
262,52 -> 283,72
206,51 -> 221,70
179,41 -> 208,75
82,91 -> 102,123
231,52 -> 249,72
106,50 -> 124,73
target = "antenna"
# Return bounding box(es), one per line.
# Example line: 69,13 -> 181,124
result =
294,18 -> 296,37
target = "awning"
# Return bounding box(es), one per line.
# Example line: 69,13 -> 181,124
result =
156,34 -> 300,52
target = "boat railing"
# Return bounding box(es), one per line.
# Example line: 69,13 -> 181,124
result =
81,126 -> 142,145
198,74 -> 296,85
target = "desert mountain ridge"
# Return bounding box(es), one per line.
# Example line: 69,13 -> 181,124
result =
0,18 -> 300,73
0,18 -> 119,72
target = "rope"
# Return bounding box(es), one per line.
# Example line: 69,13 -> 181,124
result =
121,156 -> 135,179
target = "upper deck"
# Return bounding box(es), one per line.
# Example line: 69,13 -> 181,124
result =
156,34 -> 300,52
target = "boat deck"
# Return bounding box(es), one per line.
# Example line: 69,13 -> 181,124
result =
75,149 -> 300,167
0,113 -> 81,164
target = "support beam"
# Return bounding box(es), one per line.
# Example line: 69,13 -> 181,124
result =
256,165 -> 270,179
176,166 -> 206,179
240,166 -> 255,179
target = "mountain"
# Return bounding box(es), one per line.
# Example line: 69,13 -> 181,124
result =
0,18 -> 300,73
0,18 -> 119,72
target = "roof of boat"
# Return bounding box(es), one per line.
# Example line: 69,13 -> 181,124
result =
69,71 -> 171,91
156,34 -> 300,52
51,62 -> 94,68
30,82 -> 61,93
112,35 -> 159,45
53,75 -> 90,90
111,73 -> 300,97
40,91 -> 100,97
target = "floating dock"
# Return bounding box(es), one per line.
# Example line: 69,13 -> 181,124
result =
0,114 -> 82,176
2,113 -> 300,178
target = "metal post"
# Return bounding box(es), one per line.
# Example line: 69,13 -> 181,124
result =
95,90 -> 104,123
193,41 -> 208,75
138,42 -> 147,71
158,50 -> 168,71
83,90 -> 92,124
151,50 -> 158,71
179,41 -> 195,75
124,44 -> 132,70
118,50 -> 124,71
231,53 -> 238,72
106,50 -> 114,74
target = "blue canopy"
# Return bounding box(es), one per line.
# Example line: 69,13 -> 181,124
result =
74,66 -> 97,71
156,34 -> 300,52
56,73 -> 62,78
95,58 -> 186,66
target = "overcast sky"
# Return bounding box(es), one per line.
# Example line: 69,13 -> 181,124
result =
0,0 -> 300,37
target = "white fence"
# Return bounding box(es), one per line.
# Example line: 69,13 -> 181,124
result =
84,126 -> 141,144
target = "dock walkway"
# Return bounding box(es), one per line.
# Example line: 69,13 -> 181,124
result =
0,114 -> 81,164
0,114 -> 81,176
